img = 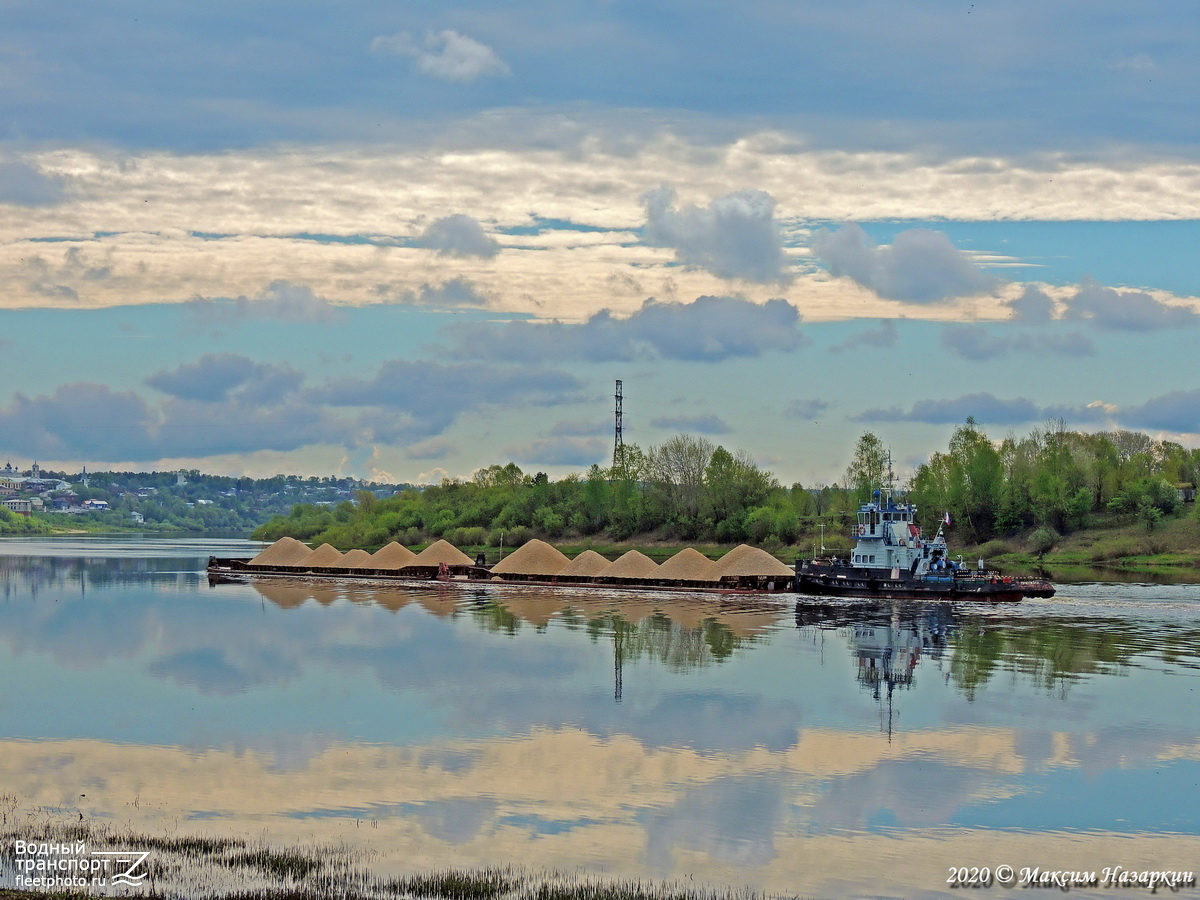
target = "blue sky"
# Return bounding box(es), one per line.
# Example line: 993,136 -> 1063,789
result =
2,1 -> 1199,484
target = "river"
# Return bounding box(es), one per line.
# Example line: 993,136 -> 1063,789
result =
1,536 -> 1198,899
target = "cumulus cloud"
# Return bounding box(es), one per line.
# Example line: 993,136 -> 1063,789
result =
0,383 -> 158,459
315,360 -> 583,440
371,30 -> 511,82
397,276 -> 492,307
938,324 -> 1094,361
502,436 -> 610,467
854,393 -> 1042,425
1117,389 -> 1200,433
1006,285 -> 1056,323
1063,277 -> 1197,330
784,399 -> 829,420
404,438 -> 458,460
829,319 -> 899,353
649,414 -> 730,435
448,295 -> 806,363
145,354 -> 303,403
0,379 -> 340,461
642,186 -> 791,283
185,281 -> 341,323
414,214 -> 500,258
854,392 -> 1116,428
813,224 -> 1000,303
0,159 -> 67,206
548,419 -> 611,437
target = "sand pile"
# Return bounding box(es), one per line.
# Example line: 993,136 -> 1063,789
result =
404,539 -> 475,568
341,549 -> 375,569
249,537 -> 311,567
597,549 -> 659,580
558,549 -> 611,578
492,539 -> 571,577
370,542 -> 418,570
656,547 -> 718,582
713,544 -> 792,578
298,543 -> 345,569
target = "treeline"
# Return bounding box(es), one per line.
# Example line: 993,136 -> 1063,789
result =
0,507 -> 56,535
254,435 -> 853,549
907,419 -> 1200,545
253,424 -> 1200,552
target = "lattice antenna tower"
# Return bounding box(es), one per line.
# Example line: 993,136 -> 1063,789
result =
613,379 -> 624,468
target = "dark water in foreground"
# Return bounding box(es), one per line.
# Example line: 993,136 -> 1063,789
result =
1,537 -> 1198,899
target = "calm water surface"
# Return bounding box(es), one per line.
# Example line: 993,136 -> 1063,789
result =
1,536 -> 1199,899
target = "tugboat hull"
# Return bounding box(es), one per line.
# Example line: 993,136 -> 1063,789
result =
796,562 -> 1052,602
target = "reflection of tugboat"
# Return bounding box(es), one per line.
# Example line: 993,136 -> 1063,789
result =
797,599 -> 956,738
795,489 -> 1054,602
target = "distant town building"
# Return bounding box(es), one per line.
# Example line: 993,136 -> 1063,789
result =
2,498 -> 32,517
130,511 -> 145,524
82,499 -> 110,510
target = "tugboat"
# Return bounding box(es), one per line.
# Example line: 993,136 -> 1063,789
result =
795,488 -> 1054,602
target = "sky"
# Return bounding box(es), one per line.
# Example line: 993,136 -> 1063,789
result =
2,0 -> 1200,486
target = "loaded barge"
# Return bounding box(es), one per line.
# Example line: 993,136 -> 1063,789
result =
207,537 -> 797,594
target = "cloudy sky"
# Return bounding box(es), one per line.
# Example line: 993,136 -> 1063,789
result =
2,0 -> 1199,485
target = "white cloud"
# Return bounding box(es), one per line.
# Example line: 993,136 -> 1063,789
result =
642,186 -> 791,283
372,30 -> 511,83
185,281 -> 342,323
502,436 -> 609,467
828,319 -> 899,353
813,225 -> 1000,303
649,414 -> 730,435
415,213 -> 500,258
4,140 -> 1200,322
1063,277 -> 1197,330
447,295 -> 807,363
938,324 -> 1093,360
0,159 -> 67,206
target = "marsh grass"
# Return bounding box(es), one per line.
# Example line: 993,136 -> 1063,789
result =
2,807 -> 804,900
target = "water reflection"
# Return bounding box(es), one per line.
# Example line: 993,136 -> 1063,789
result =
3,541 -> 1200,899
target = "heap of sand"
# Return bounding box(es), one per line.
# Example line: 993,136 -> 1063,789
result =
298,543 -> 345,569
341,549 -> 375,569
558,549 -> 611,578
713,544 -> 793,578
656,547 -> 718,582
597,549 -> 660,580
403,539 -> 475,568
249,537 -> 311,568
491,539 -> 571,577
369,542 -> 418,570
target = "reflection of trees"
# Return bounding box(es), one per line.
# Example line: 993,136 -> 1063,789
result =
465,598 -> 750,672
0,553 -> 194,595
585,613 -> 743,672
948,620 -> 1140,699
468,600 -> 521,636
795,598 -> 1200,700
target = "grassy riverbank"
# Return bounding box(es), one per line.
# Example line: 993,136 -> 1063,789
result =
964,512 -> 1200,579
0,821 -> 794,900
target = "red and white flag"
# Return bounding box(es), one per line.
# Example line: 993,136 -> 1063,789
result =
943,511 -> 952,525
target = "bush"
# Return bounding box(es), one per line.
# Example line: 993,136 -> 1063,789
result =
974,539 -> 1013,559
1028,526 -> 1060,557
446,526 -> 488,547
489,525 -> 532,548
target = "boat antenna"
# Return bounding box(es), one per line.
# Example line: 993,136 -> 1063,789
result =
884,449 -> 895,505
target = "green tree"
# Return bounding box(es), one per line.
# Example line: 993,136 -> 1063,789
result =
843,432 -> 888,502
